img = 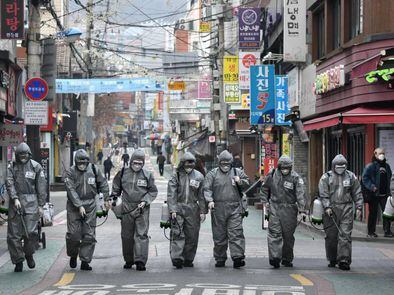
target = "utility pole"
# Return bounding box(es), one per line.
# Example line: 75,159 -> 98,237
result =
78,0 -> 94,153
26,0 -> 42,161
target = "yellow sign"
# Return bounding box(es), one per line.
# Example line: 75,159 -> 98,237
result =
223,56 -> 239,82
200,22 -> 211,33
282,133 -> 291,156
241,93 -> 250,109
168,81 -> 185,91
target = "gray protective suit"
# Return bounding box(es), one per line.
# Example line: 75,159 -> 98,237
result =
204,150 -> 249,263
64,149 -> 109,263
112,149 -> 158,265
167,152 -> 207,264
260,156 -> 306,265
6,143 -> 47,264
318,154 -> 363,265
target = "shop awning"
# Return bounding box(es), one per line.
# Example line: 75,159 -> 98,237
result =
342,107 -> 394,124
303,114 -> 340,131
303,107 -> 394,131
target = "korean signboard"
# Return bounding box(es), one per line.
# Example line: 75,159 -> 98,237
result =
24,101 -> 49,125
275,76 -> 291,125
250,65 -> 275,125
239,52 -> 259,90
0,124 -> 23,146
224,83 -> 239,103
314,65 -> 345,95
223,56 -> 238,82
0,0 -> 24,39
200,21 -> 211,33
198,80 -> 211,99
283,0 -> 306,63
40,148 -> 50,202
241,93 -> 250,109
238,7 -> 261,49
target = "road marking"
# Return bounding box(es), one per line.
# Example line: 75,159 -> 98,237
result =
53,272 -> 75,287
378,248 -> 394,259
290,274 -> 314,286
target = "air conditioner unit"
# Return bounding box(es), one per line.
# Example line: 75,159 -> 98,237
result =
178,18 -> 187,30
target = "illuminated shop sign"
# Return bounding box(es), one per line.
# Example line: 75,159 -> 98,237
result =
314,65 -> 345,95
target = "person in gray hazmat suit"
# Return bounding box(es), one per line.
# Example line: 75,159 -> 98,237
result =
204,150 -> 250,268
6,142 -> 47,272
112,149 -> 158,271
260,156 -> 306,269
64,149 -> 109,271
318,154 -> 363,271
167,152 -> 207,269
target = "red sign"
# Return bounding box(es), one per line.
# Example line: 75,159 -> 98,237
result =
264,157 -> 278,175
24,77 -> 49,101
209,135 -> 216,143
7,66 -> 17,116
0,0 -> 24,39
40,106 -> 53,132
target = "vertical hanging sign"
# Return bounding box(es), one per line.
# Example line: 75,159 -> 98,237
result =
283,0 -> 307,62
238,7 -> 261,49
250,65 -> 275,125
0,0 -> 25,39
275,75 -> 291,125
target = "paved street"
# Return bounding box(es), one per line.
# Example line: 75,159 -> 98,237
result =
0,151 -> 393,295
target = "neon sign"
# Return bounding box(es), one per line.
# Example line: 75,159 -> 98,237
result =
365,68 -> 394,83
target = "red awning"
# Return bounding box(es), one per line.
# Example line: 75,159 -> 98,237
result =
303,113 -> 340,131
342,107 -> 394,124
303,107 -> 394,131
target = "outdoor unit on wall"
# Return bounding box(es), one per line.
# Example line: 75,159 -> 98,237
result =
178,19 -> 188,30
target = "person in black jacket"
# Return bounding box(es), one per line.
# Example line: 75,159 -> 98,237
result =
362,148 -> 393,238
103,156 -> 114,180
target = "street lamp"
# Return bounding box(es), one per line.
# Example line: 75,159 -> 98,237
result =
55,27 -> 83,44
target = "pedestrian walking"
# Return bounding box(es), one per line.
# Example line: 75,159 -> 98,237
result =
204,150 -> 250,268
318,154 -> 363,271
260,156 -> 306,268
233,154 -> 243,169
112,149 -> 158,271
97,150 -> 103,164
121,153 -> 130,167
103,156 -> 114,180
362,147 -> 393,237
6,143 -> 47,272
167,152 -> 207,269
64,149 -> 110,271
157,152 -> 166,176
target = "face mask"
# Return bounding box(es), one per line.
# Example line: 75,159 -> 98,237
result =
77,163 -> 88,171
131,162 -> 143,172
378,154 -> 385,161
281,168 -> 290,176
19,153 -> 29,164
185,168 -> 193,174
220,163 -> 231,173
334,165 -> 346,175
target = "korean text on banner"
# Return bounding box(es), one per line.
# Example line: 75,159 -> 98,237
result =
0,124 -> 23,146
0,0 -> 25,39
224,83 -> 239,103
238,7 -> 261,49
275,75 -> 291,125
239,52 -> 259,90
283,0 -> 307,62
24,101 -> 49,126
250,65 -> 275,125
223,56 -> 238,82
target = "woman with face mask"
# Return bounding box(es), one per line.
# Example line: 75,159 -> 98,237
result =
111,149 -> 158,271
204,150 -> 250,269
318,154 -> 363,271
167,152 -> 207,269
362,148 -> 393,238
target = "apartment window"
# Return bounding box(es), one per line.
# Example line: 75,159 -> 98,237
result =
350,0 -> 363,39
316,8 -> 325,59
332,0 -> 341,49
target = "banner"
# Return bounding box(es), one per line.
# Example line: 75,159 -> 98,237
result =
56,78 -> 165,93
283,0 -> 307,62
239,52 -> 259,90
250,65 -> 275,125
238,7 -> 261,49
275,75 -> 291,125
241,93 -> 250,109
224,83 -> 239,103
223,56 -> 238,83
0,0 -> 24,39
0,124 -> 23,146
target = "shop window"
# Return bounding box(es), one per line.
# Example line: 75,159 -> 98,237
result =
326,129 -> 342,170
349,0 -> 363,39
346,128 -> 365,178
313,6 -> 325,60
332,0 -> 341,49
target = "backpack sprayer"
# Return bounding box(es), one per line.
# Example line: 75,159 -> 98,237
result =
383,196 -> 394,221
